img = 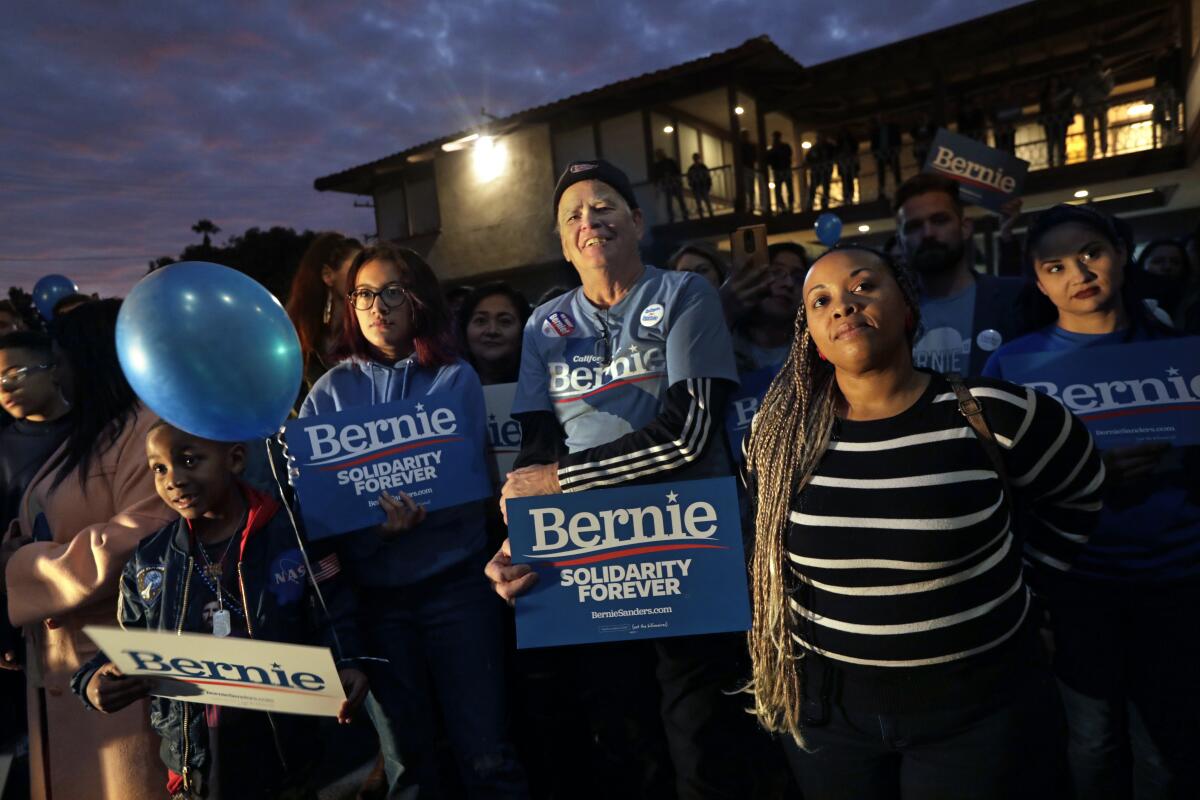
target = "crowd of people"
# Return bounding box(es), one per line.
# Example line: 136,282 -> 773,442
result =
649,50 -> 1184,221
0,156 -> 1198,800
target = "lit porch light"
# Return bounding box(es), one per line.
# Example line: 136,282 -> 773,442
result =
473,136 -> 506,182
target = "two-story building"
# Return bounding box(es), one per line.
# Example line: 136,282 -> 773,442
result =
314,0 -> 1198,294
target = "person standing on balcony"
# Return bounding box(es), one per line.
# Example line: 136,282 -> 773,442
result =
686,152 -> 715,218
894,174 -> 1026,376
910,111 -> 937,170
740,129 -> 759,213
991,86 -> 1022,156
1040,75 -> 1074,167
835,128 -> 860,206
1076,54 -> 1114,161
805,133 -> 834,211
767,131 -> 794,213
653,148 -> 689,223
956,96 -> 988,144
870,114 -> 902,202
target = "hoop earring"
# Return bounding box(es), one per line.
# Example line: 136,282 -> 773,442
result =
322,291 -> 333,325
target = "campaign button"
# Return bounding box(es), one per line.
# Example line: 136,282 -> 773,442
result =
640,304 -> 665,327
976,328 -> 1003,352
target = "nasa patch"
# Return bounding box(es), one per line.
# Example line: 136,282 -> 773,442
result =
137,567 -> 164,606
268,548 -> 307,606
542,311 -> 576,337
639,304 -> 664,327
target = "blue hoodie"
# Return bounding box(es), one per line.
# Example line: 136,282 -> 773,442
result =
299,356 -> 488,586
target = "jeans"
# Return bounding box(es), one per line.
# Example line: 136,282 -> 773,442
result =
692,188 -> 714,217
1083,106 -> 1109,159
362,559 -> 528,799
1050,577 -> 1200,799
660,182 -> 688,222
783,649 -> 1066,799
771,168 -> 793,211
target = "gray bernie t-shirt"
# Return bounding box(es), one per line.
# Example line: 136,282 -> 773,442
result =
913,282 -> 976,375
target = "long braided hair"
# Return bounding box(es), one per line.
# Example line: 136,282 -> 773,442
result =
743,244 -> 922,745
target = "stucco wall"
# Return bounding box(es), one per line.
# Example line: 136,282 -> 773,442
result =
407,123 -> 561,282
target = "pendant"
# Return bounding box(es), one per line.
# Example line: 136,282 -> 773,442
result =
212,609 -> 232,638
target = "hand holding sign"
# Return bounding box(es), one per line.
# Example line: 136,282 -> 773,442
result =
85,662 -> 150,714
1103,442 -> 1171,485
484,538 -> 537,605
499,464 -> 562,524
336,667 -> 369,725
378,491 -> 427,539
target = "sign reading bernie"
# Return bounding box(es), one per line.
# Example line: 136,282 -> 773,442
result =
923,128 -> 1029,212
997,337 -> 1200,447
506,477 -> 751,648
285,395 -> 491,539
483,382 -> 522,483
83,626 -> 346,717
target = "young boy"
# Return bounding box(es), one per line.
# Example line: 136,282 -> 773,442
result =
71,421 -> 368,799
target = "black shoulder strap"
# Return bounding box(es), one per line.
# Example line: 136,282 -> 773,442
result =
948,376 -> 1013,512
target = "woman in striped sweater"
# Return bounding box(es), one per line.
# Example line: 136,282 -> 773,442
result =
743,245 -> 1104,799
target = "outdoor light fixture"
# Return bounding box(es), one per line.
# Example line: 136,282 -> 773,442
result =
858,224 -> 870,233
1126,102 -> 1154,117
441,133 -> 480,152
473,135 -> 506,182
663,125 -> 674,134
801,141 -> 812,150
1074,189 -> 1090,198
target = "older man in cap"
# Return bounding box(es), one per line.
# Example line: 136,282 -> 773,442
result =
486,160 -> 764,798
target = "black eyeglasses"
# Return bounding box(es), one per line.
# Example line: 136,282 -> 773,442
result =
593,312 -> 612,366
0,363 -> 54,390
348,285 -> 410,311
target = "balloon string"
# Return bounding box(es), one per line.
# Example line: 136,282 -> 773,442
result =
264,434 -> 345,662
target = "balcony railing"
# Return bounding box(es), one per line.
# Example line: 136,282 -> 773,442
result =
647,85 -> 1183,223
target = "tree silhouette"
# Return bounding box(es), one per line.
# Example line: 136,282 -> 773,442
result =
147,256 -> 176,274
191,219 -> 221,248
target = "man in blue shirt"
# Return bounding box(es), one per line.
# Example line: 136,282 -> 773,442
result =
895,174 -> 1025,375
487,160 -> 765,798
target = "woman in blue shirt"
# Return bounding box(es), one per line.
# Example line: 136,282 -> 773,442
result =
299,243 -> 527,798
984,205 -> 1200,798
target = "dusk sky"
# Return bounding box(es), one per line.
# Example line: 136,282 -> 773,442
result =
2,0 -> 1024,297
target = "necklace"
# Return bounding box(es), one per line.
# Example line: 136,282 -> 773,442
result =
192,513 -> 247,621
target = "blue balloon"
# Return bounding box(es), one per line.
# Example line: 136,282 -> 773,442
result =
32,274 -> 79,319
815,212 -> 843,247
116,262 -> 302,442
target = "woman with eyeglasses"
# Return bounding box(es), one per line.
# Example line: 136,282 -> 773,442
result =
298,243 -> 528,798
2,300 -> 173,800
743,245 -> 1104,800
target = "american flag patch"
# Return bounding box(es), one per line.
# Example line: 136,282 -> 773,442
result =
311,554 -> 341,583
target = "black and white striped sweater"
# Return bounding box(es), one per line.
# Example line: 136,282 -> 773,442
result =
781,374 -> 1102,679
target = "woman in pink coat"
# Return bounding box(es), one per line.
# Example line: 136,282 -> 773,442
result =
1,300 -> 174,800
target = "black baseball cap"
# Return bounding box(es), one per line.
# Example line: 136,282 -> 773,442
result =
552,159 -> 639,218
1024,203 -> 1132,264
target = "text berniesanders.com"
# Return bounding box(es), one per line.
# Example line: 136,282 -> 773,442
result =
592,607 -> 673,619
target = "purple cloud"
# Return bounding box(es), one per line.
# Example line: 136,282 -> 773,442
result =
1,0 -> 1023,296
